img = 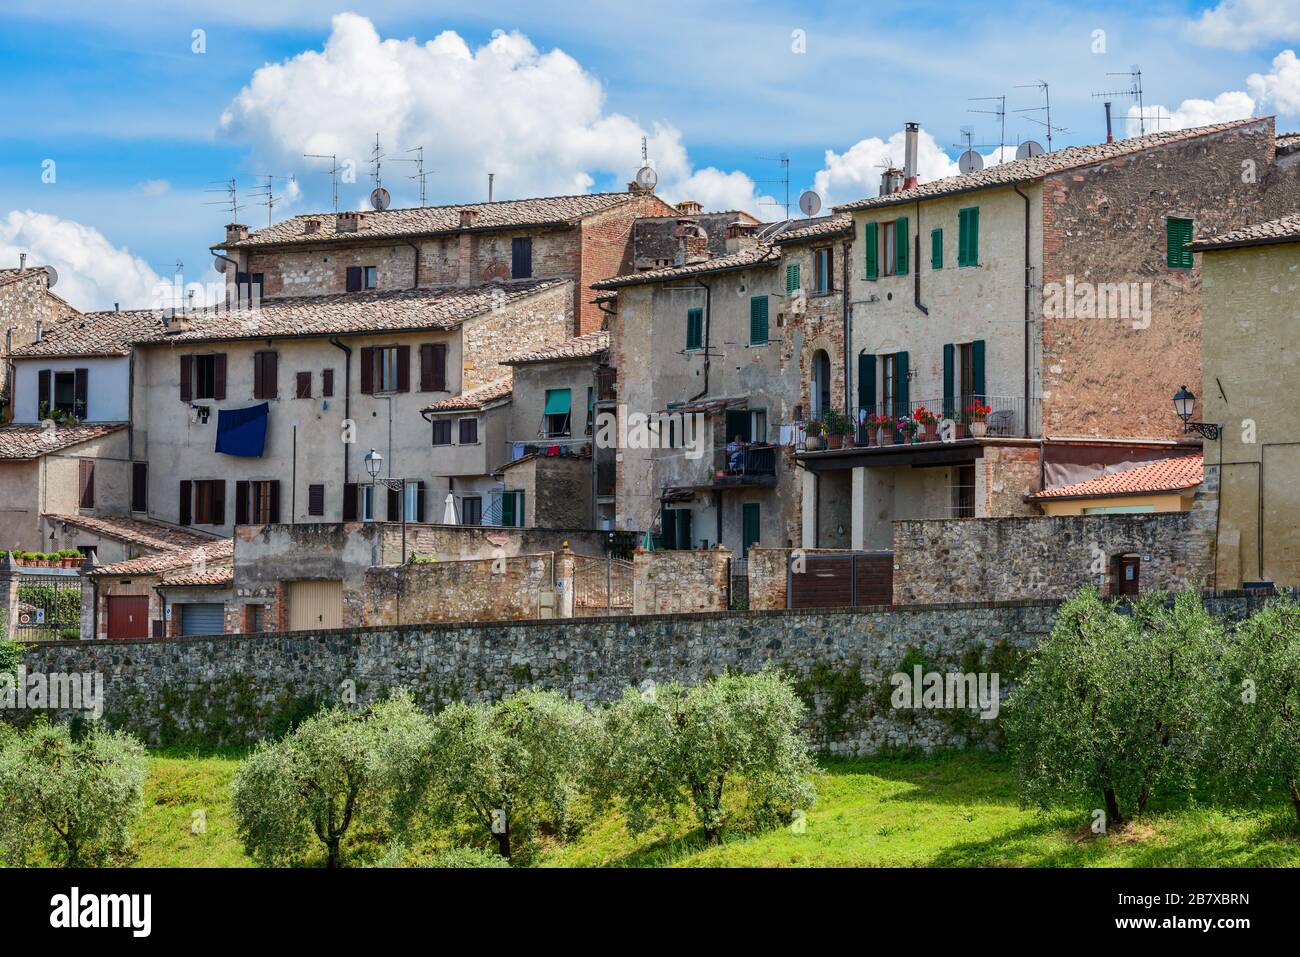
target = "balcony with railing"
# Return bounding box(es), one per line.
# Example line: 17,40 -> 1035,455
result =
595,366 -> 617,403
710,443 -> 778,487
797,394 -> 1042,453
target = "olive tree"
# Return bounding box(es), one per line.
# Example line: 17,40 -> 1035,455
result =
1211,599 -> 1300,825
1004,588 -> 1220,827
0,719 -> 147,866
232,691 -> 431,868
596,670 -> 817,844
423,689 -> 592,860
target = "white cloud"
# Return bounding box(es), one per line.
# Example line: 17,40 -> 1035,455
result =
220,13 -> 772,216
135,179 -> 170,197
812,127 -> 1007,207
1249,49 -> 1300,116
0,211 -> 163,312
1187,0 -> 1300,51
1127,90 -> 1257,135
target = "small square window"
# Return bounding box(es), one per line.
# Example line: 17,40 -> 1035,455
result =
459,418 -> 479,445
431,420 -> 452,445
363,266 -> 378,289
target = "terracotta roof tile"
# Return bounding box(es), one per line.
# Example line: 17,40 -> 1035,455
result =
423,378 -> 513,413
591,243 -> 780,289
836,118 -> 1266,212
1030,454 -> 1202,501
0,423 -> 127,460
221,192 -> 644,249
1188,212 -> 1300,251
11,309 -> 150,358
158,569 -> 234,588
43,514 -> 217,551
98,279 -> 564,347
501,331 -> 607,365
761,214 -> 854,243
0,267 -> 50,290
90,539 -> 233,577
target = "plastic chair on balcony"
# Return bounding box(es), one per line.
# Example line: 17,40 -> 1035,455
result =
986,409 -> 1015,436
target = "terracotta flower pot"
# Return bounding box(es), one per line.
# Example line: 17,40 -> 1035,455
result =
828,434 -> 844,450
922,423 -> 938,442
970,421 -> 988,437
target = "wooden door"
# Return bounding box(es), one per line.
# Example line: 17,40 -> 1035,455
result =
1114,556 -> 1141,596
107,595 -> 150,640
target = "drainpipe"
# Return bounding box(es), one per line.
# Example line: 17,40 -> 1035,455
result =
329,337 -> 352,493
688,277 -> 713,401
402,240 -> 421,289
1013,183 -> 1032,438
842,241 -> 853,413
912,200 -> 929,317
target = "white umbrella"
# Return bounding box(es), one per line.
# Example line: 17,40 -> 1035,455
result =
442,493 -> 458,525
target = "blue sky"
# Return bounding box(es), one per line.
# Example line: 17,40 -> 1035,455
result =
1,0 -> 1298,309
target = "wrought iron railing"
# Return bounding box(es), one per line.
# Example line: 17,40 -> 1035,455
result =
798,395 -> 1041,449
595,366 -> 617,402
714,444 -> 777,480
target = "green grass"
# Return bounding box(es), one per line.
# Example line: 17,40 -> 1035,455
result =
126,748 -> 1300,868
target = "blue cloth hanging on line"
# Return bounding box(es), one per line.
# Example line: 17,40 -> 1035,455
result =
215,402 -> 269,457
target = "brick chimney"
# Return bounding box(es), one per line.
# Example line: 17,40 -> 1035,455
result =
724,221 -> 759,255
674,219 -> 710,266
879,168 -> 904,196
459,208 -> 480,228
225,223 -> 249,244
676,199 -> 703,215
303,218 -> 321,235
336,211 -> 364,233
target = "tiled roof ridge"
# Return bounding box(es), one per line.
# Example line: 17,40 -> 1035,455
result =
1030,453 -> 1203,500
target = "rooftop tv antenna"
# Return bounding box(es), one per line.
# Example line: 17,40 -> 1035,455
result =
1092,65 -> 1154,136
391,146 -> 434,207
204,178 -> 243,219
757,152 -> 791,220
304,153 -> 342,212
368,133 -> 386,193
634,135 -> 659,192
1014,80 -> 1068,152
968,95 -> 1007,160
250,173 -> 295,226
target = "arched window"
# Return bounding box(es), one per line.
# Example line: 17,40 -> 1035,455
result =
811,350 -> 831,419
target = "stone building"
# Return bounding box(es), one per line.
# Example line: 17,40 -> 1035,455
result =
1190,210 -> 1300,587
0,259 -> 80,417
800,116 -> 1300,550
594,212 -> 854,557
212,190 -> 679,338
84,538 -> 233,639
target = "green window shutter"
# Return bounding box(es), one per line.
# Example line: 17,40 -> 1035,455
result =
742,503 -> 761,555
895,351 -> 910,418
661,509 -> 677,549
864,221 -> 879,280
931,228 -> 943,269
543,389 -> 571,415
958,207 -> 980,266
942,343 -> 955,418
1167,217 -> 1194,268
686,307 -> 703,350
971,340 -> 986,398
895,217 -> 909,275
749,295 -> 769,345
785,263 -> 800,293
857,352 -> 876,414
678,509 -> 693,550
502,491 -> 516,527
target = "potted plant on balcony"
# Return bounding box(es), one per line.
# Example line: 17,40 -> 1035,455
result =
803,420 -> 825,451
967,400 -> 993,437
866,412 -> 894,446
914,405 -> 940,442
823,410 -> 851,450
897,415 -> 920,444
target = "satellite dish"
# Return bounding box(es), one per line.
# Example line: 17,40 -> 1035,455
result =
370,187 -> 392,211
798,190 -> 822,217
213,257 -> 227,275
958,150 -> 984,174
634,165 -> 659,191
44,265 -> 58,289
1016,140 -> 1045,160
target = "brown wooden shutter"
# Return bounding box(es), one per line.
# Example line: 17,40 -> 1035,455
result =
252,353 -> 263,399
180,356 -> 192,401
78,459 -> 95,508
179,480 -> 192,525
265,352 -> 277,398
396,345 -> 411,393
37,369 -> 50,416
270,480 -> 281,523
387,486 -> 399,521
74,368 -> 88,416
343,483 -> 358,521
419,344 -> 435,391
416,481 -> 426,523
210,480 -> 225,525
296,371 -> 311,399
322,369 -> 334,397
432,343 -> 447,391
131,462 -> 147,512
346,266 -> 363,292
213,354 -> 227,400
359,347 -> 374,395
235,480 -> 249,525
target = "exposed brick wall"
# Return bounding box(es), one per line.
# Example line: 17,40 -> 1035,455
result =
459,282 -> 572,390
1040,118 -> 1300,439
978,442 -> 1042,516
632,547 -> 732,614
0,271 -> 79,410
576,192 -> 678,335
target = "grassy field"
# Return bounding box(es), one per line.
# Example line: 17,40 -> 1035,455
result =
128,748 -> 1300,868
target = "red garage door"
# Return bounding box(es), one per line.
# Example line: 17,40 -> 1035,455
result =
107,596 -> 150,640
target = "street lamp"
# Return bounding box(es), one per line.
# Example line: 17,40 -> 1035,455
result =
1172,386 -> 1222,440
364,447 -> 409,564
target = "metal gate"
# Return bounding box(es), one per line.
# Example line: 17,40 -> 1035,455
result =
571,554 -> 632,616
179,602 -> 225,636
788,551 -> 894,609
729,558 -> 750,610
12,574 -> 83,641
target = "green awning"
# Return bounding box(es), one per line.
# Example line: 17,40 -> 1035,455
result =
543,388 -> 571,416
